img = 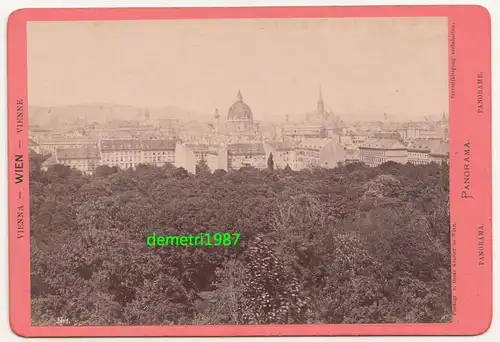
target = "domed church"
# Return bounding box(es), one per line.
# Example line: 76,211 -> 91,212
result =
226,90 -> 255,133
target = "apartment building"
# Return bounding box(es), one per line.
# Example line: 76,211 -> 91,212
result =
99,139 -> 143,169
263,139 -> 296,170
55,147 -> 101,175
141,139 -> 176,167
227,142 -> 267,170
295,138 -> 345,169
359,138 -> 407,167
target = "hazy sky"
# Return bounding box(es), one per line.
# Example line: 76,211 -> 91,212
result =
27,18 -> 448,120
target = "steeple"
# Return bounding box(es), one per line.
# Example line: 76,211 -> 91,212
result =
236,90 -> 243,102
214,108 -> 220,133
317,86 -> 325,114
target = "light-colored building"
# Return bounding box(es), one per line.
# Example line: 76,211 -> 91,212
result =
359,138 -> 407,167
341,128 -> 370,146
263,139 -> 296,170
206,145 -> 229,172
186,143 -> 210,163
350,133 -> 369,146
227,142 -> 267,170
407,139 -> 441,165
401,125 -> 448,143
174,142 -> 197,174
99,139 -> 143,169
141,139 -> 176,167
372,132 -> 402,140
282,125 -> 326,141
295,138 -> 345,169
429,142 -> 449,165
344,146 -> 360,164
38,136 -> 98,154
400,128 -> 421,141
339,135 -> 354,146
55,147 -> 101,175
418,128 -> 442,140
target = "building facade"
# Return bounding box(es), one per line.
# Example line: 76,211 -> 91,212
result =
263,139 -> 296,170
205,146 -> 229,172
359,138 -> 408,167
227,142 -> 267,170
38,137 -> 98,154
295,138 -> 345,169
406,139 -> 441,165
429,142 -> 449,165
141,139 -> 176,167
55,147 -> 101,175
99,139 -> 143,169
174,143 -> 197,174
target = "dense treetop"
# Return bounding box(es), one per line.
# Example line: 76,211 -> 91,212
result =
30,151 -> 451,325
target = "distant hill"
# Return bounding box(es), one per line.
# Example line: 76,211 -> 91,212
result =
148,106 -> 204,122
28,103 -> 205,127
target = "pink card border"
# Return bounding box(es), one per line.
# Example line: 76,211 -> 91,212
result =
7,5 -> 492,337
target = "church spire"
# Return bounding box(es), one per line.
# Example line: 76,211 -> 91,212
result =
317,86 -> 325,114
236,90 -> 243,102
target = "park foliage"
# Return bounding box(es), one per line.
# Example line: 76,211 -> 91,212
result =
29,151 -> 451,325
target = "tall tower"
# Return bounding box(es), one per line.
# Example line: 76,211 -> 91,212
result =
214,108 -> 220,134
317,86 -> 325,115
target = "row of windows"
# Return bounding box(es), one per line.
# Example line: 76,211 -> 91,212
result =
408,152 -> 428,157
64,160 -> 95,165
361,156 -> 387,164
227,155 -> 265,160
409,160 -> 430,165
360,150 -> 385,156
297,157 -> 319,163
71,165 -> 95,170
297,151 -> 320,157
103,157 -> 140,162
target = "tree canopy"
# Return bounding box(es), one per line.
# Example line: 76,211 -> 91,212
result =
30,152 -> 451,325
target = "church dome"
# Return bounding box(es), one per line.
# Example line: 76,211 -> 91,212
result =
227,90 -> 253,121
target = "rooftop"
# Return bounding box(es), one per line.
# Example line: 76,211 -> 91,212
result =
298,138 -> 334,149
56,148 -> 101,160
407,139 -> 441,152
227,142 -> 265,155
360,138 -> 406,150
141,139 -> 177,151
100,139 -> 143,151
267,139 -> 295,151
41,155 -> 57,167
429,142 -> 449,156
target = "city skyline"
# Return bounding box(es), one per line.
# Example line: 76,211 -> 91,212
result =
27,17 -> 448,121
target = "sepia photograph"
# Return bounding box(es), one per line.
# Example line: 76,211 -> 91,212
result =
27,17 -> 451,326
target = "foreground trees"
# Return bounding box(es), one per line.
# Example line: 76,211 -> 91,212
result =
30,154 -> 451,325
